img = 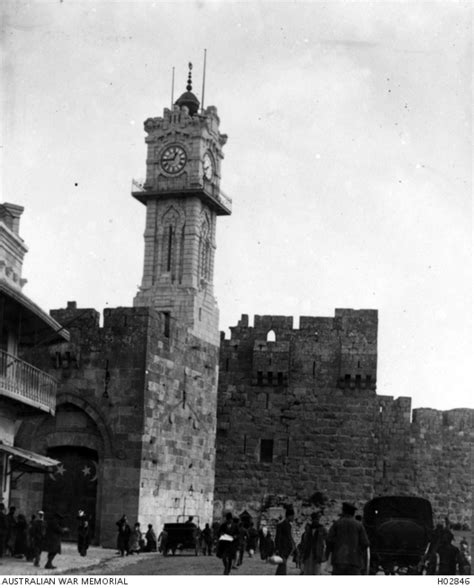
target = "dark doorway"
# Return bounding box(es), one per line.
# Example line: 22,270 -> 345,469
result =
43,446 -> 98,542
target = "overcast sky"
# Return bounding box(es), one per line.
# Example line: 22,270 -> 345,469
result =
2,1 -> 472,411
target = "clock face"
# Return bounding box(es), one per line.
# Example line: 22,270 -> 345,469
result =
203,153 -> 214,180
161,145 -> 187,174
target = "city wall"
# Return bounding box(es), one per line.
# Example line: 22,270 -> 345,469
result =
14,301 -> 219,546
214,311 -> 473,533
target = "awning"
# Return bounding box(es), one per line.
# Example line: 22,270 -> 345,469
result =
0,442 -> 60,474
0,280 -> 69,344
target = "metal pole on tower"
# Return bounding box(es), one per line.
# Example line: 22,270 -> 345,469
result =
171,66 -> 175,109
201,49 -> 207,113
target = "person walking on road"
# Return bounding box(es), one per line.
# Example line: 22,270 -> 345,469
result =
116,515 -> 131,557
274,507 -> 296,575
217,512 -> 239,575
44,512 -> 68,570
145,524 -> 157,552
201,523 -> 213,556
77,510 -> 90,557
30,510 -> 46,567
300,511 -> 327,575
326,502 -> 369,575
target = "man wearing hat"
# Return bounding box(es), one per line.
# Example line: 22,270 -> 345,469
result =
274,507 -> 296,575
326,502 -> 369,575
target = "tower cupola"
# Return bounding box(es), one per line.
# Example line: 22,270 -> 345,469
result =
175,62 -> 200,116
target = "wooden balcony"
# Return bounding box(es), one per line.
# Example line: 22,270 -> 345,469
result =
0,349 -> 57,415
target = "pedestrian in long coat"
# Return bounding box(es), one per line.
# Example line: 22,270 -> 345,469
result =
13,513 -> 28,557
301,511 -> 327,575
44,513 -> 68,569
129,522 -> 142,554
247,522 -> 258,556
274,507 -> 296,575
116,515 -> 131,556
235,521 -> 248,567
259,526 -> 274,561
145,524 -> 157,552
77,510 -> 91,557
30,510 -> 46,567
217,513 -> 239,575
201,523 -> 213,556
5,506 -> 17,556
326,502 -> 369,575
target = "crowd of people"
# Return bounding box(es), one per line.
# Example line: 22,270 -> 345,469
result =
0,503 -> 81,569
115,516 -> 158,556
1,500 -> 471,576
212,502 -> 472,576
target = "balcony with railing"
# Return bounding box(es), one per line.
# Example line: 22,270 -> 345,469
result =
131,178 -> 232,215
0,349 -> 57,415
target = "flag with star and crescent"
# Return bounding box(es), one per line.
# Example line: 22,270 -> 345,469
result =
43,448 -> 98,541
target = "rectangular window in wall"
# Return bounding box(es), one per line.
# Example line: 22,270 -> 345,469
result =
260,439 -> 274,463
163,312 -> 171,338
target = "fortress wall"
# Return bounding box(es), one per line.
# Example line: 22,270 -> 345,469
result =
215,310 -> 380,524
216,311 -> 472,530
139,309 -> 219,532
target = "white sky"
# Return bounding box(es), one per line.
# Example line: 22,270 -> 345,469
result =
1,1 -> 472,410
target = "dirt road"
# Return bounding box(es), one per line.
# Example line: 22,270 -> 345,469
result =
75,553 -> 305,576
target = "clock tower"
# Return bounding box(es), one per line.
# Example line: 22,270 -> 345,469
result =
133,65 -> 231,346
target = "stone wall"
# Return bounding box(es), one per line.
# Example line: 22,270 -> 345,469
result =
138,308 -> 219,531
375,400 -> 473,527
14,301 -> 220,545
214,309 -> 379,526
214,310 -> 473,533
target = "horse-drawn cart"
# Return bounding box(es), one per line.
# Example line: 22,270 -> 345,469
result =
363,496 -> 433,575
163,515 -> 200,556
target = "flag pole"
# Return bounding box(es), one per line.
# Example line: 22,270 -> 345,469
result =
201,49 -> 207,113
171,66 -> 175,109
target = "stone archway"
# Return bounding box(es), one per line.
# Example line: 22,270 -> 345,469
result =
41,402 -> 106,543
43,445 -> 99,542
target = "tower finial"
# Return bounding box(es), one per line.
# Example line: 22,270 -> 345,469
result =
175,61 -> 200,116
187,62 -> 193,92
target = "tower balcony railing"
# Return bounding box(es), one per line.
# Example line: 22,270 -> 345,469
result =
131,178 -> 232,214
0,349 -> 58,415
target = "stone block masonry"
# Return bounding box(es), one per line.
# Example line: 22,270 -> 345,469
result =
214,310 -> 473,534
13,301 -> 219,546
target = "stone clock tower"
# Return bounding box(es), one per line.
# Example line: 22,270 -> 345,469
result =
133,66 -> 231,346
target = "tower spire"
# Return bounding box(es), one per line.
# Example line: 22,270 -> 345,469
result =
174,62 -> 200,116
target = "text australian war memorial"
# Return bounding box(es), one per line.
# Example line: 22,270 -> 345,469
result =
1,67 -> 472,547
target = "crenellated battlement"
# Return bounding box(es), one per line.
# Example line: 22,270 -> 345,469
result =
219,309 -> 378,391
223,309 -> 378,340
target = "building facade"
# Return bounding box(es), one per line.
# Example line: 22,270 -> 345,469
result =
0,202 -> 67,507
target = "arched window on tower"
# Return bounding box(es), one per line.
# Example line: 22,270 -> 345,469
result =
266,330 -> 276,343
166,225 -> 174,272
178,224 -> 185,284
161,206 -> 181,281
199,216 -> 211,283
